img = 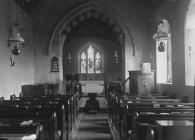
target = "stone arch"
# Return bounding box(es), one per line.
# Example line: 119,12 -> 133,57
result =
48,1 -> 126,54
48,1 -> 129,93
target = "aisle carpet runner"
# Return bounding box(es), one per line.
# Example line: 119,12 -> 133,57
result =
74,112 -> 113,140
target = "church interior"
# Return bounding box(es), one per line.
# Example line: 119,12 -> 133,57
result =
0,0 -> 194,140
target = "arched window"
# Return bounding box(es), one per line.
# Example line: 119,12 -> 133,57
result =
87,45 -> 95,73
81,52 -> 86,73
153,19 -> 172,84
95,52 -> 101,73
80,45 -> 103,74
185,0 -> 195,86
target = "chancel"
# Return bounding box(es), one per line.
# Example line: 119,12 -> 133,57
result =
0,0 -> 194,140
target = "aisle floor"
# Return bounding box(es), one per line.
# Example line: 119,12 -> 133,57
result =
78,96 -> 108,109
73,96 -> 116,140
74,112 -> 113,140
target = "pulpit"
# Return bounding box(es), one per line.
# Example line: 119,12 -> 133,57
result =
129,71 -> 154,95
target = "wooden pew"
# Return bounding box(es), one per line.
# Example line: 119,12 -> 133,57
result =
1,95 -> 71,140
48,94 -> 78,140
24,94 -> 77,140
0,104 -> 59,140
122,103 -> 194,140
23,94 -> 78,131
152,120 -> 193,140
107,91 -> 194,140
130,112 -> 194,140
33,94 -> 75,138
8,94 -> 74,133
107,92 -> 177,139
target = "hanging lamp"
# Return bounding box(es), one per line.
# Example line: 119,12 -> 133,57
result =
7,1 -> 25,56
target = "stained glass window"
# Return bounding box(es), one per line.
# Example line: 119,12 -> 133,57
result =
95,52 -> 101,73
88,45 -> 94,73
80,45 -> 102,74
81,52 -> 86,73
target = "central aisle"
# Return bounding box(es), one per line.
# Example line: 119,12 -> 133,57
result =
72,96 -> 116,140
74,112 -> 113,140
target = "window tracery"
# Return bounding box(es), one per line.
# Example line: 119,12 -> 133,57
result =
80,44 -> 103,74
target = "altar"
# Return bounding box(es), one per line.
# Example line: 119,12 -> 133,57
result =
79,73 -> 104,96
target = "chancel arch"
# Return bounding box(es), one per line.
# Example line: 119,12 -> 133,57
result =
48,1 -> 133,93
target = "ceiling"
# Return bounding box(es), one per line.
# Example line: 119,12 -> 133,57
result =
15,0 -> 169,17
15,0 -> 40,16
140,0 -> 167,11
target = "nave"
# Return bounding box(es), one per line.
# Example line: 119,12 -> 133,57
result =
0,0 -> 195,140
0,82 -> 194,140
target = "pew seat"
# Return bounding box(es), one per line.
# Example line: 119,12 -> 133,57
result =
0,104 -> 59,140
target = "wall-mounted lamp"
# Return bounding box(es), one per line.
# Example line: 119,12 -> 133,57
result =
114,50 -> 119,63
67,52 -> 72,63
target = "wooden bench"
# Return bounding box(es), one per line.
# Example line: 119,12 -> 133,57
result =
107,92 -> 194,140
1,95 -> 72,140
107,93 -> 183,139
122,104 -> 194,140
0,104 -> 59,140
153,120 -> 193,140
6,94 -> 75,134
